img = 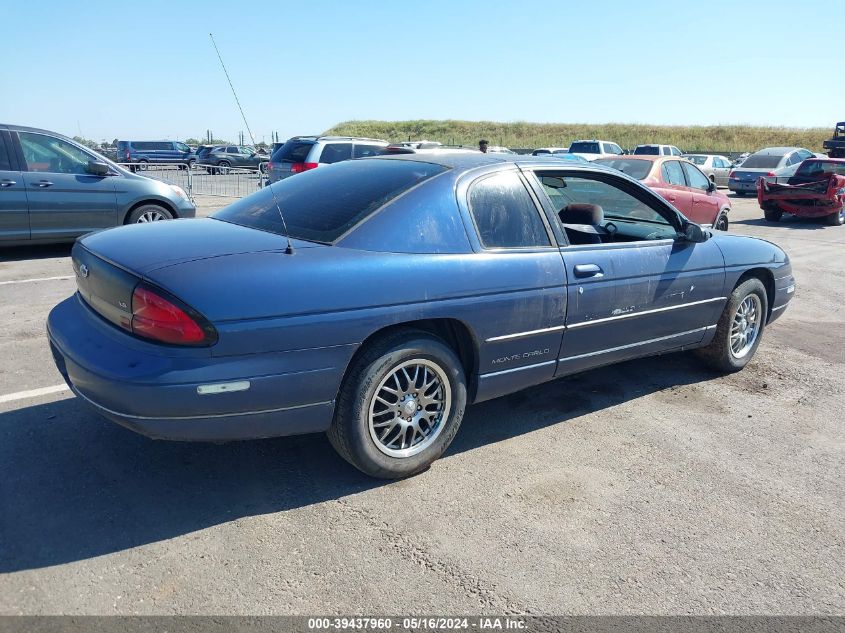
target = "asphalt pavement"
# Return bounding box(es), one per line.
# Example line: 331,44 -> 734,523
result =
0,194 -> 843,615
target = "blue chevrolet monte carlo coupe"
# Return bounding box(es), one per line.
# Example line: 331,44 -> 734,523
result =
47,153 -> 795,478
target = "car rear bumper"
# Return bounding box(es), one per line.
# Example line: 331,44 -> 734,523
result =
728,180 -> 758,193
47,294 -> 339,441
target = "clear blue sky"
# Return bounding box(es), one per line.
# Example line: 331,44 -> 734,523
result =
3,0 -> 843,143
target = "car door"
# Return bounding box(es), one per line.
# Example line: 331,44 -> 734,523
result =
0,130 -> 30,243
659,159 -> 695,216
14,130 -> 117,241
681,161 -> 720,225
523,168 -> 726,376
713,157 -> 730,186
459,168 -> 568,401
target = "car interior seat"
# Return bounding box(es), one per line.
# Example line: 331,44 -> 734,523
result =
559,203 -> 605,245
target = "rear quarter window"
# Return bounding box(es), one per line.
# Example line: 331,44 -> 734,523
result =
468,171 -> 551,249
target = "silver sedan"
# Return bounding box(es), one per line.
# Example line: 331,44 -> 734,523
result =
683,154 -> 733,187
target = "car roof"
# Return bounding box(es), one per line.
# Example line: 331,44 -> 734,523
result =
371,153 -> 632,178
594,155 -> 679,163
752,147 -> 804,155
288,135 -> 388,144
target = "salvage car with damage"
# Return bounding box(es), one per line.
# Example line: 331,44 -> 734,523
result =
758,158 -> 845,225
47,154 -> 796,478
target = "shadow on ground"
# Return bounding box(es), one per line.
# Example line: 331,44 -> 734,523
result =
0,352 -> 718,572
0,243 -> 73,262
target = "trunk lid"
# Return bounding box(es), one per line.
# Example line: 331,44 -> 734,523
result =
78,218 -> 319,275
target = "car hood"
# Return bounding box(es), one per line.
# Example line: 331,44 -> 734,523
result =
79,218 -> 321,275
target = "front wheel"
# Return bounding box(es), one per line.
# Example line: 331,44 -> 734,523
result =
697,277 -> 768,373
126,204 -> 174,224
825,206 -> 844,226
216,160 -> 231,175
328,331 -> 467,478
713,210 -> 729,231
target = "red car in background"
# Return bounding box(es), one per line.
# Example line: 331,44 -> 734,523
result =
758,158 -> 845,226
594,156 -> 731,230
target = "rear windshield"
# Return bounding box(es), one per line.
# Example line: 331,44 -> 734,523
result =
633,146 -> 660,155
740,154 -> 783,169
271,140 -> 314,163
686,155 -> 707,165
569,142 -> 600,154
212,159 -> 447,243
593,158 -> 652,180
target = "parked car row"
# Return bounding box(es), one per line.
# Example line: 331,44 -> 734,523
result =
0,124 -> 195,246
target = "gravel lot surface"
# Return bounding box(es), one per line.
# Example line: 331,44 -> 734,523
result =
0,194 -> 842,615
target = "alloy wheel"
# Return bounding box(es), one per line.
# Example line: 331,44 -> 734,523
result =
368,359 -> 452,458
730,294 -> 762,359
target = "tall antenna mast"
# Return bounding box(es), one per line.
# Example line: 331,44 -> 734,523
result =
209,33 -> 255,146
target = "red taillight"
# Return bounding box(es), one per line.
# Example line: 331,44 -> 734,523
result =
290,162 -> 318,174
765,172 -> 775,177
125,150 -> 131,160
728,170 -> 736,179
268,161 -> 275,171
131,285 -> 216,346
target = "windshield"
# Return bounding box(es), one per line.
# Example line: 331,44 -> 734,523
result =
212,159 -> 446,243
569,142 -> 600,154
740,154 -> 784,169
686,155 -> 707,165
593,158 -> 652,180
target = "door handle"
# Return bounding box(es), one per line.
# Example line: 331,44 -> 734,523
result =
574,263 -> 603,278
0,179 -> 15,187
667,196 -> 676,202
33,180 -> 54,188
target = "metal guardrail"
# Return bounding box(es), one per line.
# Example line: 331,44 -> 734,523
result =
117,162 -> 268,200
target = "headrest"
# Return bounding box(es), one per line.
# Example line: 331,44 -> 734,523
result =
559,203 -> 604,226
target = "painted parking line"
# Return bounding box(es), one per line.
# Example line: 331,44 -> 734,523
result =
0,275 -> 74,286
0,384 -> 70,404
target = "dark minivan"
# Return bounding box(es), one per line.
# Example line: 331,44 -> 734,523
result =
116,140 -> 195,169
1,124 -> 196,246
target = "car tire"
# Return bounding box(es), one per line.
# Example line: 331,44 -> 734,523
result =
697,277 -> 768,373
187,159 -> 196,170
764,207 -> 783,222
126,204 -> 174,224
217,160 -> 231,175
734,191 -> 746,197
825,206 -> 844,226
713,209 -> 729,231
328,330 -> 467,479
137,160 -> 149,171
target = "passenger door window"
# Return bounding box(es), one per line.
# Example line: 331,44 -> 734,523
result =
534,172 -> 677,243
662,160 -> 686,186
18,132 -> 94,174
319,143 -> 353,164
353,144 -> 384,158
468,171 -> 551,248
681,162 -> 711,190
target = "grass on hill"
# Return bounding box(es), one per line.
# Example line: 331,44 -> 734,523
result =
324,120 -> 832,153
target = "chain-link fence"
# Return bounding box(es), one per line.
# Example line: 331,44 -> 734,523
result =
118,162 -> 268,199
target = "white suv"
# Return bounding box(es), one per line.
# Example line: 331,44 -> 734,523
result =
267,135 -> 389,183
568,139 -> 624,160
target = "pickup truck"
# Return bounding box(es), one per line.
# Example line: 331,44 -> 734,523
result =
823,122 -> 845,158
758,158 -> 845,225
